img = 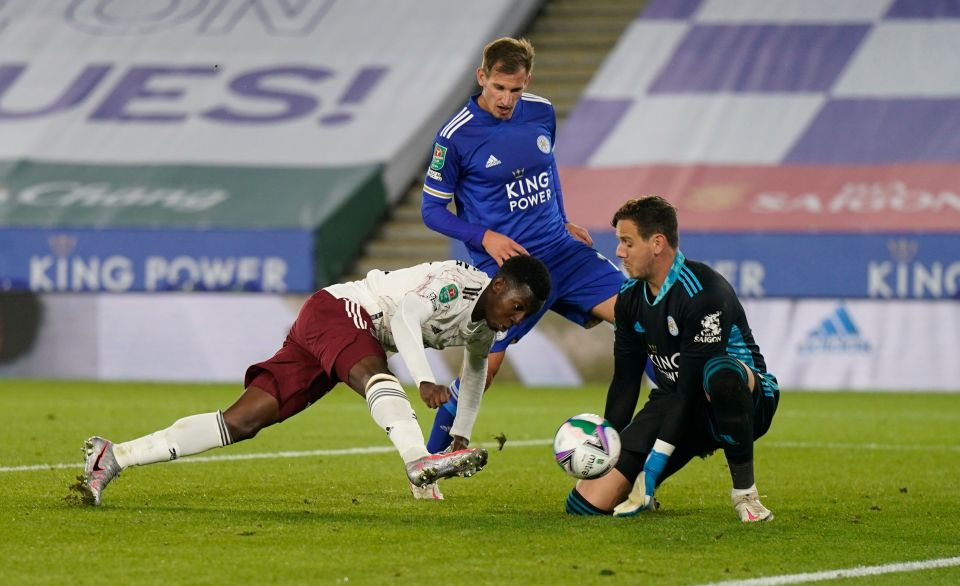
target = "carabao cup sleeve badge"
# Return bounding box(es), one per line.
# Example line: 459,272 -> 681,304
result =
430,143 -> 447,170
438,284 -> 459,303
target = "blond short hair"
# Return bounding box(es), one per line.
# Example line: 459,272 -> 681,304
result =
481,37 -> 535,75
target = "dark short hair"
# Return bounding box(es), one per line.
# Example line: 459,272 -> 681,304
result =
496,255 -> 551,308
481,37 -> 535,76
611,196 -> 679,249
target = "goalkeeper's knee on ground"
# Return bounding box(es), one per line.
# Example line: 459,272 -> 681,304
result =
565,487 -> 610,516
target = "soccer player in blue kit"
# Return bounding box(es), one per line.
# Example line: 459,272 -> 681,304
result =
419,37 -> 631,479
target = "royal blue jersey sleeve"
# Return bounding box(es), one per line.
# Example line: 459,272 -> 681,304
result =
421,198 -> 486,249
422,133 -> 459,205
421,132 -> 486,248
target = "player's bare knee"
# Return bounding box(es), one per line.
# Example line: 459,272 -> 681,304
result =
347,355 -> 391,394
221,386 -> 279,442
566,471 -> 630,515
223,412 -> 264,442
575,481 -> 617,511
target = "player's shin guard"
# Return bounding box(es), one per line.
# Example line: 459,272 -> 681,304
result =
366,374 -> 429,463
113,411 -> 232,468
426,378 -> 460,453
565,487 -> 610,516
704,356 -> 755,489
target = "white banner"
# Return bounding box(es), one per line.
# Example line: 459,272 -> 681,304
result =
3,294 -> 956,391
0,293 -> 457,384
743,299 -> 960,392
0,0 -> 541,195
0,293 -> 297,381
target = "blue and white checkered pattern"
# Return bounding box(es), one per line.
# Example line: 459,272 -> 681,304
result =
557,0 -> 960,166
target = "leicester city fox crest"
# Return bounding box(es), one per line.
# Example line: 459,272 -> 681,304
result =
537,134 -> 551,153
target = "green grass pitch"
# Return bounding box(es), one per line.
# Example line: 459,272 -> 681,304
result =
1,381 -> 959,585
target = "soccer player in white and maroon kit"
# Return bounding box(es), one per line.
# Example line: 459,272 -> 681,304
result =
78,256 -> 551,506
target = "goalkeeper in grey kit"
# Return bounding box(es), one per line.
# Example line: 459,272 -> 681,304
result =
565,196 -> 780,522
78,256 -> 551,506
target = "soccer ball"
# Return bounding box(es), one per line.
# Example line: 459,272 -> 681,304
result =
553,413 -> 621,479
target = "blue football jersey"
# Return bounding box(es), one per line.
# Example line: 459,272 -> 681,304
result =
422,93 -> 571,265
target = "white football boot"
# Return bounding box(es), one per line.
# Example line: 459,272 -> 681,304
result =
405,447 -> 488,487
732,485 -> 774,522
80,436 -> 121,506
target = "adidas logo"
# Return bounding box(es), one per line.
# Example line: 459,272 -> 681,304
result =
798,305 -> 871,354
485,154 -> 501,168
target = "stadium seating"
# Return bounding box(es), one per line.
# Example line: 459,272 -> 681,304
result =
550,0 -> 960,389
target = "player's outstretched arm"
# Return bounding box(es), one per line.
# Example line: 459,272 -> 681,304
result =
390,293 -> 444,407
448,348 -> 487,445
603,299 -> 647,431
421,191 -> 486,248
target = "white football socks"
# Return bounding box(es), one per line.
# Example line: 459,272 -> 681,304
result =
365,374 -> 429,464
113,411 -> 232,469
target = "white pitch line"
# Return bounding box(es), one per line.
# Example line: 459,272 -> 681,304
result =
696,556 -> 960,586
0,438 -> 552,473
2,438 -> 959,474
765,440 -> 960,452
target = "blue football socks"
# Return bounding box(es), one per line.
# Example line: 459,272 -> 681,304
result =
425,379 -> 460,453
